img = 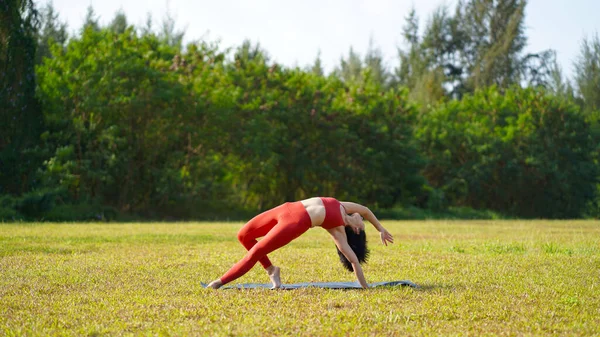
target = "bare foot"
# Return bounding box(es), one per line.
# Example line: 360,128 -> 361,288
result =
206,279 -> 223,289
267,266 -> 281,289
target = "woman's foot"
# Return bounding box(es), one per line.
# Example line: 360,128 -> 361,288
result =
207,279 -> 223,289
266,266 -> 281,289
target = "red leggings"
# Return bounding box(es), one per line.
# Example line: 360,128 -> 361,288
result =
219,201 -> 312,285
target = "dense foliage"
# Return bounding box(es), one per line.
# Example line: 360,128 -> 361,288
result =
418,87 -> 598,218
1,0 -> 599,220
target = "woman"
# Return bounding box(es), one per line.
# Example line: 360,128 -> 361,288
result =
206,197 -> 394,289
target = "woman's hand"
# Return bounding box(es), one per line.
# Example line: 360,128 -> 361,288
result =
380,229 -> 394,246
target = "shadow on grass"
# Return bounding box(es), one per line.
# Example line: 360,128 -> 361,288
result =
413,283 -> 462,292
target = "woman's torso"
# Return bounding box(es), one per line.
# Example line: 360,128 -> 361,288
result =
300,197 -> 345,228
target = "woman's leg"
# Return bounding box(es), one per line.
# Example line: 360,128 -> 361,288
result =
235,205 -> 286,269
218,204 -> 311,286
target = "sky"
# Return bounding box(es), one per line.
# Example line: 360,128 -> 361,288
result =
40,0 -> 600,80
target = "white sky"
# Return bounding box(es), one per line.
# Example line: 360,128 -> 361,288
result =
41,0 -> 600,80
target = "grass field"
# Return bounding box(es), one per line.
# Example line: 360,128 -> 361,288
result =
1,220 -> 599,336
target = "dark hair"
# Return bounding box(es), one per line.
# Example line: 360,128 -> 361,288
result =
336,226 -> 370,272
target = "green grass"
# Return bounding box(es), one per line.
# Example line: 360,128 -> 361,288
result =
1,220 -> 599,336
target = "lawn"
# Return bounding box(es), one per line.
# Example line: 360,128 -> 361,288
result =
1,220 -> 599,336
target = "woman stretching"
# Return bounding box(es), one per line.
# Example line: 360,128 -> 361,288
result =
206,197 -> 394,289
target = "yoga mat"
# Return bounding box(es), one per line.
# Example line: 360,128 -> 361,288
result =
203,280 -> 418,289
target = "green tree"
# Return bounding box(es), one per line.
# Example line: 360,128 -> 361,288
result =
396,0 -> 554,102
81,5 -> 100,32
0,0 -> 42,196
335,47 -> 363,83
221,41 -> 424,210
573,34 -> 600,217
309,50 -> 324,76
109,9 -> 129,34
459,0 -> 528,90
35,0 -> 68,64
547,51 -> 575,100
395,8 -> 423,90
159,8 -> 184,49
364,37 -> 390,87
37,28 -> 190,213
574,34 -> 600,116
140,13 -> 153,36
417,87 -> 598,218
395,7 -> 448,107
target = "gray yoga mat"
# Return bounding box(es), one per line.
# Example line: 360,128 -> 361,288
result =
203,280 -> 418,289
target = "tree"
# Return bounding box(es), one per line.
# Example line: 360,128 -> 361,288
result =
81,5 -> 100,32
36,0 -> 68,64
140,13 -> 153,36
335,47 -> 363,83
546,51 -> 575,100
159,7 -> 184,49
310,50 -> 324,76
394,7 -> 447,107
364,37 -> 390,87
417,86 -> 599,218
574,34 -> 600,116
37,28 -> 190,213
0,0 -> 42,196
396,0 -> 555,101
573,34 -> 600,217
459,0 -> 528,90
395,8 -> 422,89
109,9 -> 128,35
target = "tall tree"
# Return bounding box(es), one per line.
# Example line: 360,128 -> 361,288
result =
140,13 -> 153,36
81,5 -> 100,32
573,34 -> 600,217
36,0 -> 68,64
335,47 -> 363,83
396,0 -> 554,100
459,0 -> 528,90
574,34 -> 600,116
0,0 -> 42,195
364,37 -> 390,87
395,8 -> 423,89
395,8 -> 447,107
109,9 -> 128,35
160,7 -> 184,49
547,51 -> 575,100
310,50 -> 324,76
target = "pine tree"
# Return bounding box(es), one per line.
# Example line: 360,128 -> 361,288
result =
82,5 -> 100,32
36,0 -> 68,64
160,7 -> 184,49
396,0 -> 553,99
109,9 -> 128,34
140,13 -> 153,36
394,7 -> 446,106
395,8 -> 422,89
364,37 -> 389,87
335,47 -> 363,83
574,34 -> 600,116
310,50 -> 324,76
459,0 -> 528,90
546,51 -> 575,100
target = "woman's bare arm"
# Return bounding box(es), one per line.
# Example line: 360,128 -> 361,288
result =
341,201 -> 394,246
328,228 -> 369,289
